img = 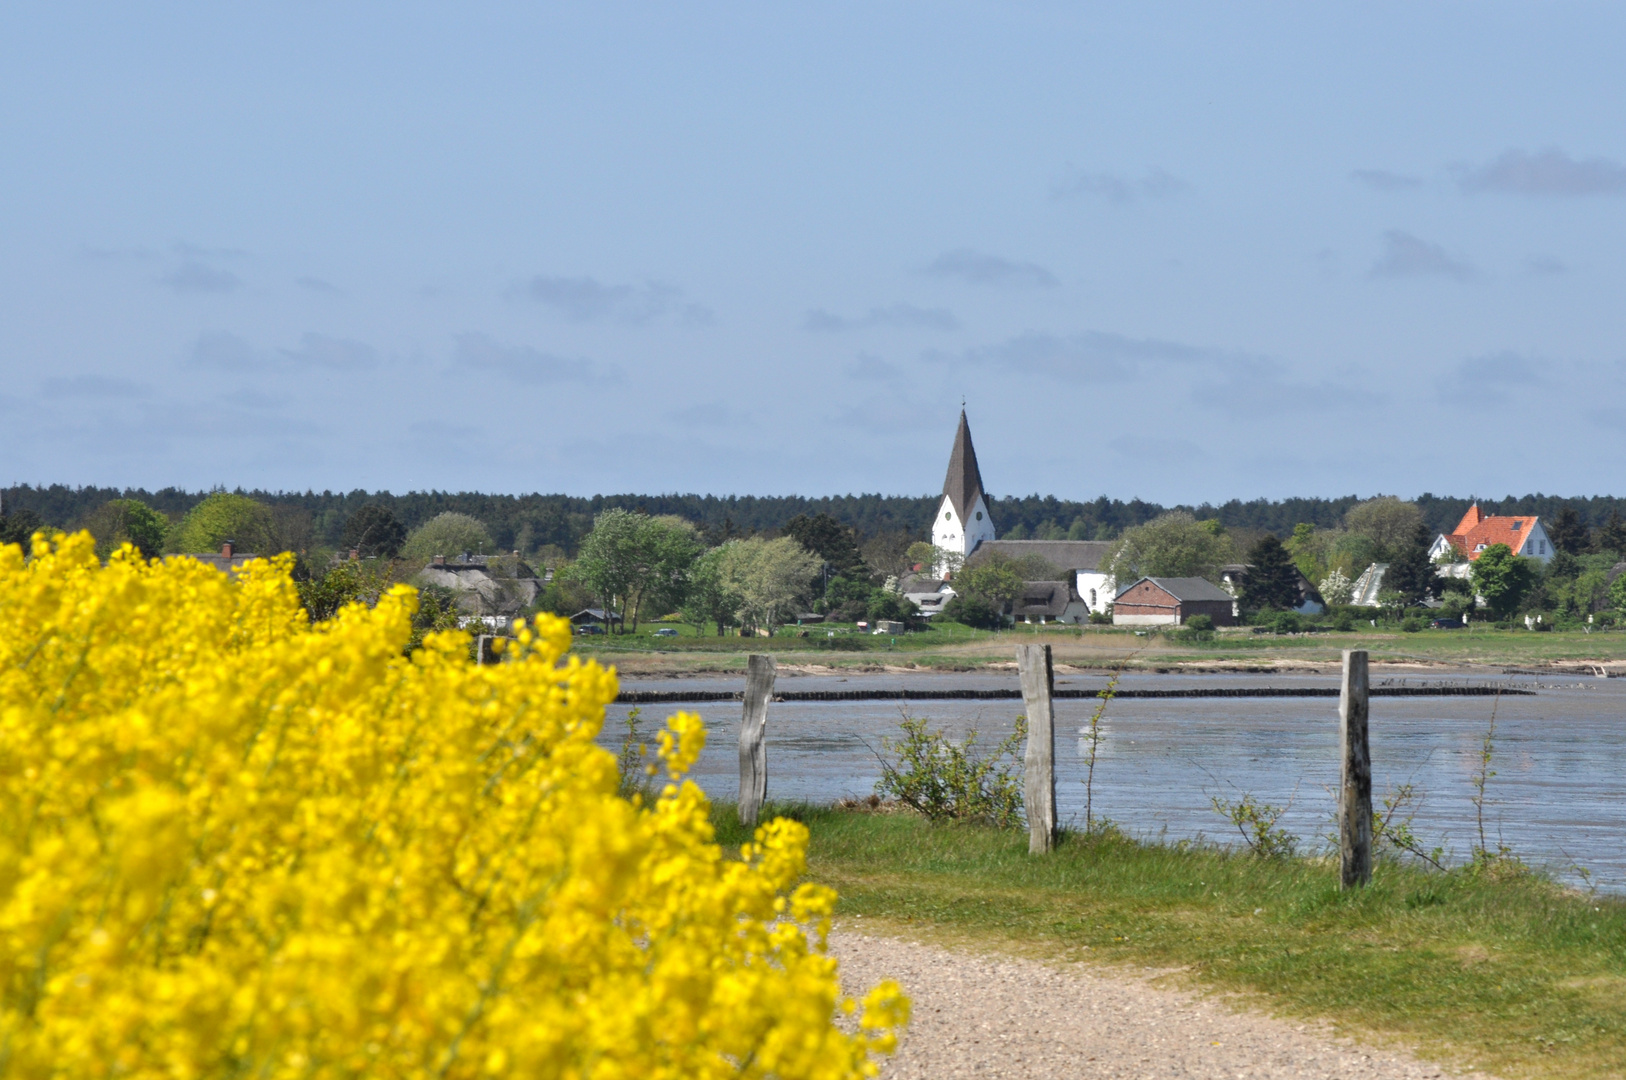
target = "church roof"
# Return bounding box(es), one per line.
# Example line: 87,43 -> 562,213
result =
941,410 -> 986,523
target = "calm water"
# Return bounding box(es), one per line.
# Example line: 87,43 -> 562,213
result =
603,671 -> 1626,892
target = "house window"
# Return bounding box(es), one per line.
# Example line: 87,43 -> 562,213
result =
1540,540 -> 1546,554
1513,521 -> 1522,529
1090,589 -> 1097,605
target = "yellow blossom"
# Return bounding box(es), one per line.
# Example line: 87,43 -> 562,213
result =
0,531 -> 906,1079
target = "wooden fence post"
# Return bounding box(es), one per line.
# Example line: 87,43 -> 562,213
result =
738,654 -> 776,828
1339,649 -> 1373,888
1016,644 -> 1056,854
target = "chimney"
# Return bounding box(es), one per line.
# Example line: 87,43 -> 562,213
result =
221,540 -> 234,559
432,555 -> 445,566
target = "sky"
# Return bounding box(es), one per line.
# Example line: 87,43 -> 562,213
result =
3,3 -> 1625,505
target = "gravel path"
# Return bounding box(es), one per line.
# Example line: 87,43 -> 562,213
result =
831,926 -> 1497,1079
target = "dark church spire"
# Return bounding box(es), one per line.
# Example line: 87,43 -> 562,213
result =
941,410 -> 985,523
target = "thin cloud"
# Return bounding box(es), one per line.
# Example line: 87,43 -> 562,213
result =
297,276 -> 344,295
930,330 -> 1233,381
1435,351 -> 1546,406
188,331 -> 262,371
451,332 -> 617,384
162,261 -> 243,294
1350,169 -> 1423,191
667,402 -> 744,426
41,375 -> 150,399
844,353 -> 907,382
1369,231 -> 1474,281
1051,167 -> 1189,203
1455,148 -> 1626,196
1523,255 -> 1568,276
804,303 -> 958,332
279,333 -> 379,371
518,273 -> 708,325
921,249 -> 1058,288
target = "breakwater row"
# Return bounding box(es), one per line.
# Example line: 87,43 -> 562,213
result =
615,685 -> 1531,704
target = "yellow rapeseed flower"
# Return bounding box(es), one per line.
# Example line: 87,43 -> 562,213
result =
0,532 -> 906,1078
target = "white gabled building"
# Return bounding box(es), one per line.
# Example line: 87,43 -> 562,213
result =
931,410 -> 995,575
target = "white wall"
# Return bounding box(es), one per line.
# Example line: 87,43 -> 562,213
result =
1074,570 -> 1115,614
932,493 -> 995,574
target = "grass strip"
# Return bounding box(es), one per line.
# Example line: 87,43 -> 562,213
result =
713,803 -> 1626,1080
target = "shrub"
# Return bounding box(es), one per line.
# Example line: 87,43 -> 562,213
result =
1401,614 -> 1426,633
940,594 -> 1003,630
0,532 -> 905,1076
1271,611 -> 1304,634
875,715 -> 1026,826
1331,608 -> 1356,632
1184,613 -> 1214,632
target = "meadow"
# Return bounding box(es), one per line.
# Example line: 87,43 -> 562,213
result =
715,803 -> 1626,1080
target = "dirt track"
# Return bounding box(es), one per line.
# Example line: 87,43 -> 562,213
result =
831,927 -> 1495,1079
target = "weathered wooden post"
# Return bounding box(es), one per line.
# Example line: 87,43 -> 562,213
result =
1338,648 -> 1373,888
738,654 -> 776,828
1016,644 -> 1056,854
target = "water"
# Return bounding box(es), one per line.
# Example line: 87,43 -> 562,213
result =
603,671 -> 1626,892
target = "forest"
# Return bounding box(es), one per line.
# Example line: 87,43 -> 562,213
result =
7,483 -> 1626,557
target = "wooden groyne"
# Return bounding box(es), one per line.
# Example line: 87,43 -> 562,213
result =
615,685 -> 1531,704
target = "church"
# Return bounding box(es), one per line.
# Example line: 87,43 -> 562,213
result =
915,411 -> 1116,623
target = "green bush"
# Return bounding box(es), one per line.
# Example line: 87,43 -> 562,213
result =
1331,608 -> 1356,632
875,715 -> 1026,826
1401,615 -> 1426,633
1184,613 -> 1214,632
941,594 -> 1003,630
1272,611 -> 1304,634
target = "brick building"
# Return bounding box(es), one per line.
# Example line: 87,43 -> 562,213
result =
1111,576 -> 1237,627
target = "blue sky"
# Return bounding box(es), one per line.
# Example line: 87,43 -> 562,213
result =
3,3 -> 1624,503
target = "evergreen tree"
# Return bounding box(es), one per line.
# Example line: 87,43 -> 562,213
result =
342,504 -> 407,558
1240,535 -> 1300,611
1383,522 -> 1436,604
1597,511 -> 1626,559
782,513 -> 865,577
1547,506 -> 1588,555
0,507 -> 43,549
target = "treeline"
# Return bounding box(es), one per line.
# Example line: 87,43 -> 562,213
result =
10,484 -> 1626,556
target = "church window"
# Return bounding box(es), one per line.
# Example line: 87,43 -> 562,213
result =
975,511 -> 983,520
944,511 -> 952,521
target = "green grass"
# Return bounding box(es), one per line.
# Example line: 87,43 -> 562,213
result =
713,804 -> 1626,1079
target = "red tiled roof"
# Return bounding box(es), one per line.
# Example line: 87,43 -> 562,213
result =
1447,504 -> 1538,560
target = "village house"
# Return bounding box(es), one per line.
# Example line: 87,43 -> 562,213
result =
1112,576 -> 1237,627
416,552 -> 545,616
168,540 -> 259,574
1429,504 -> 1555,565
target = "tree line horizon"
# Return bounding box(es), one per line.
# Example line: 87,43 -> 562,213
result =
6,483 -> 1625,557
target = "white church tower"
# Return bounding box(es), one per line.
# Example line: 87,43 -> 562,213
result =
931,410 -> 995,575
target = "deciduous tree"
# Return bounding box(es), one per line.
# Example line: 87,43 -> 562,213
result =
714,535 -> 821,635
1343,496 -> 1424,557
170,493 -> 273,555
401,512 -> 495,560
81,499 -> 168,559
1470,544 -> 1536,619
1103,511 -> 1232,585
